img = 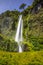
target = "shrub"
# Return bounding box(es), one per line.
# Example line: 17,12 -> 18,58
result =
0,51 -> 43,65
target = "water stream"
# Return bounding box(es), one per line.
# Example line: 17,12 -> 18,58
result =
15,15 -> 23,52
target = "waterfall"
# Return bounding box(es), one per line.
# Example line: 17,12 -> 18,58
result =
15,15 -> 23,52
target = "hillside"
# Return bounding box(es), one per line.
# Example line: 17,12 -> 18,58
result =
0,7 -> 43,52
0,8 -> 43,52
23,8 -> 43,42
0,10 -> 20,38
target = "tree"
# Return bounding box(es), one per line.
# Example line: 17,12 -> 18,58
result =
19,3 -> 26,10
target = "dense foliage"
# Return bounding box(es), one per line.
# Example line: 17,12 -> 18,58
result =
0,34 -> 18,52
0,51 -> 43,65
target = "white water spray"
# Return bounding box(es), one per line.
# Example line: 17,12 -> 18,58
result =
15,15 -> 23,52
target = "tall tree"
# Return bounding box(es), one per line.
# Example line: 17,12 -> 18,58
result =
19,3 -> 26,10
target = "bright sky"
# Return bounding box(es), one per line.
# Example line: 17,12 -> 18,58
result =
0,0 -> 34,14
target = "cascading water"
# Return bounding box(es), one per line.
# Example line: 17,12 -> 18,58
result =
15,15 -> 23,52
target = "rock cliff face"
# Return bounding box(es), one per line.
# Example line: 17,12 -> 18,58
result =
32,0 -> 43,14
32,4 -> 41,14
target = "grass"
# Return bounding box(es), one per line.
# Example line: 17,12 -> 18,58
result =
0,51 -> 43,65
